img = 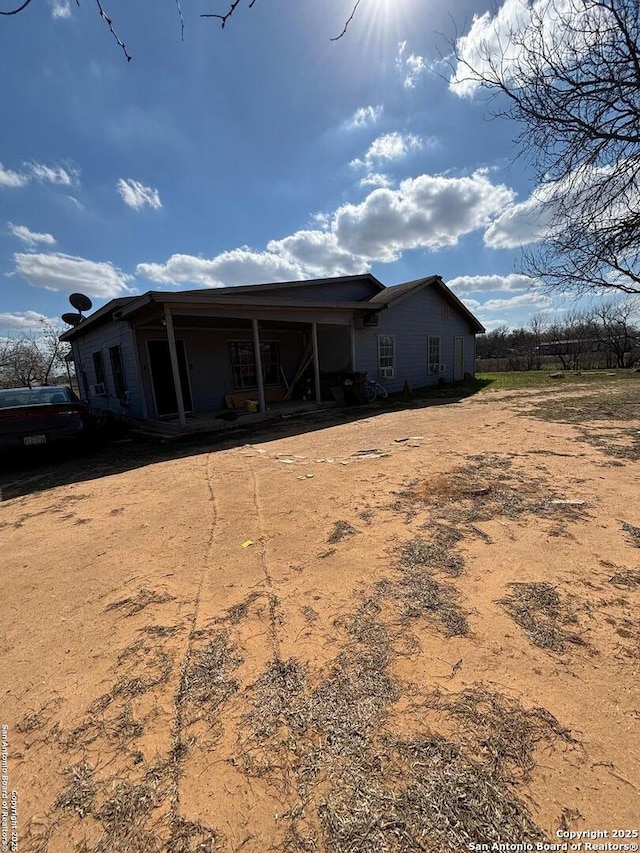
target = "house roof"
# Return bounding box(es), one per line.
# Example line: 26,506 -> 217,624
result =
59,296 -> 136,341
178,273 -> 385,299
60,273 -> 485,340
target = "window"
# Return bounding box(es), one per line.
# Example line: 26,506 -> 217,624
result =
377,334 -> 395,378
109,345 -> 127,398
230,341 -> 281,390
428,336 -> 441,373
92,351 -> 106,390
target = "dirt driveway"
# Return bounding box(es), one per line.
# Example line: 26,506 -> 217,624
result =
2,379 -> 639,852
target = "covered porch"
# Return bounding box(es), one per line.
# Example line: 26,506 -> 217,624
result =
114,292 -> 372,429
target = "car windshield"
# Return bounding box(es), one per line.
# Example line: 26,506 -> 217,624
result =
0,387 -> 75,408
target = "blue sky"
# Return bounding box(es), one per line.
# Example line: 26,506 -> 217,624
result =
0,0 -> 576,336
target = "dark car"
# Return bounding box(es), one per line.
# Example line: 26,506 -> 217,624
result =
0,386 -> 94,451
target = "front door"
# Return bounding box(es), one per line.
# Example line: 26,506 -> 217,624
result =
147,339 -> 193,416
454,337 -> 464,381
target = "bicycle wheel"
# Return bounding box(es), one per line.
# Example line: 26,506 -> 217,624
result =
374,382 -> 388,399
363,383 -> 377,402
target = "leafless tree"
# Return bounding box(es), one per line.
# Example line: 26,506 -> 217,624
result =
0,321 -> 70,389
589,298 -> 640,367
453,0 -> 640,296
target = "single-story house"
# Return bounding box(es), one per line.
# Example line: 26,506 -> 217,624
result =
59,273 -> 485,430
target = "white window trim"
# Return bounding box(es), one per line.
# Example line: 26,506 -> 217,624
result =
428,335 -> 441,374
377,334 -> 396,379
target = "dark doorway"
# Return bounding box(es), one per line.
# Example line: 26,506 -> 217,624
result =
147,339 -> 193,417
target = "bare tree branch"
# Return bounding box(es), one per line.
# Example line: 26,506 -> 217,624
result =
451,0 -> 640,296
201,0 -> 257,29
94,0 -> 131,61
331,0 -> 361,41
175,0 -> 184,41
0,0 -> 34,15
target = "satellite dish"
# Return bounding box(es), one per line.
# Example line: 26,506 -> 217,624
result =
62,312 -> 83,327
69,293 -> 93,313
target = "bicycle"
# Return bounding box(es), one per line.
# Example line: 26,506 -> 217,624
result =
363,379 -> 389,402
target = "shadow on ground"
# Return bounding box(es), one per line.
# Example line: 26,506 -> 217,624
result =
0,381 -> 490,501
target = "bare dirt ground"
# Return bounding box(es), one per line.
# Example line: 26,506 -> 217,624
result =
2,378 -> 639,852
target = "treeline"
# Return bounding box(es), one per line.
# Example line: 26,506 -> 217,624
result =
477,302 -> 640,371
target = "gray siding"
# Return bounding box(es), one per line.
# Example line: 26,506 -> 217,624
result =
136,327 -> 307,415
355,286 -> 477,392
74,321 -> 145,419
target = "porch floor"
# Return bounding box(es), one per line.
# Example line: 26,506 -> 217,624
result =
131,400 -> 337,438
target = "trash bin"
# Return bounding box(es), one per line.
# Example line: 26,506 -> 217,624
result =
341,372 -> 367,405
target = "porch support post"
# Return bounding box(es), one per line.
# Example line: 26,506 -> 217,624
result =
252,318 -> 266,414
164,307 -> 186,427
350,323 -> 357,371
312,322 -> 321,404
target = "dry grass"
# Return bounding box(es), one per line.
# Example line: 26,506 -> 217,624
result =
525,383 -> 640,425
233,595 -> 565,851
47,750 -> 224,853
16,698 -> 61,734
141,624 -> 182,638
498,582 -> 585,652
105,587 -> 174,617
397,531 -> 465,577
54,761 -> 97,818
218,591 -> 261,624
177,629 -> 242,714
395,455 -> 587,527
608,568 -> 640,590
317,734 -> 546,853
372,534 -> 469,636
65,704 -> 144,751
301,605 -> 319,622
622,521 -> 640,547
422,685 -> 575,781
327,520 -> 357,544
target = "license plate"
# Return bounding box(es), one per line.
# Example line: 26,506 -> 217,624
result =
23,434 -> 47,446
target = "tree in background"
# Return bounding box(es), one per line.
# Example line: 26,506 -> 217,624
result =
453,0 -> 640,296
0,321 -> 71,389
476,300 -> 639,370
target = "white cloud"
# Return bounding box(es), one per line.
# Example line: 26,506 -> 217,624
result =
50,0 -> 72,18
480,292 -> 552,312
333,170 -> 516,260
266,231 -> 364,278
138,169 -> 517,286
0,311 -> 58,334
136,248 -> 304,288
447,273 -> 534,293
396,41 -> 429,88
27,161 -> 80,186
8,223 -> 56,247
66,195 -> 85,210
450,0 -> 603,98
343,105 -> 383,131
359,173 -> 392,189
483,164 -> 619,249
353,132 -> 423,170
12,252 -> 134,299
117,178 -> 162,211
483,187 -> 555,248
0,162 -> 29,188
